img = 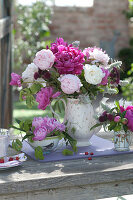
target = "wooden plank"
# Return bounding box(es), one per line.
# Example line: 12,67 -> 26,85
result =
0,17 -> 11,39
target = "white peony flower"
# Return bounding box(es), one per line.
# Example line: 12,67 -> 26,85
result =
84,64 -> 105,85
22,63 -> 38,83
89,48 -> 110,67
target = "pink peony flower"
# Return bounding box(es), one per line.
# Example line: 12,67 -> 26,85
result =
100,68 -> 109,86
43,117 -> 66,134
10,73 -> 22,87
59,74 -> 82,94
114,116 -> 121,122
50,38 -> 85,75
125,110 -> 133,132
33,126 -> 47,141
32,117 -> 44,129
33,49 -> 55,71
36,87 -> 61,110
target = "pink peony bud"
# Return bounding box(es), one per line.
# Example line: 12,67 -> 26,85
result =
114,116 -> 121,122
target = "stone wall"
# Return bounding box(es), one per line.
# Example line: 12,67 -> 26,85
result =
49,0 -> 129,57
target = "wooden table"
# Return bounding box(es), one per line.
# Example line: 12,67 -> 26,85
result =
0,144 -> 133,200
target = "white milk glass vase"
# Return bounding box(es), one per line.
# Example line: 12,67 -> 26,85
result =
51,96 -> 100,147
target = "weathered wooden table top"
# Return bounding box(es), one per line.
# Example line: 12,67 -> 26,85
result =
0,131 -> 133,200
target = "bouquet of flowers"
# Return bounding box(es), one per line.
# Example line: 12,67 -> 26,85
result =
10,38 -> 124,111
91,101 -> 133,133
10,38 -> 126,158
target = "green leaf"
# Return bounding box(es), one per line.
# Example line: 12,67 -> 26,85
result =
35,146 -> 44,160
114,125 -> 121,132
123,125 -> 128,133
15,119 -> 21,124
62,149 -> 74,156
115,101 -> 120,110
71,127 -> 76,134
90,123 -> 101,131
121,111 -> 127,118
12,139 -> 22,151
108,121 -> 117,131
22,133 -> 33,142
26,95 -> 35,108
30,83 -> 42,94
101,103 -> 111,112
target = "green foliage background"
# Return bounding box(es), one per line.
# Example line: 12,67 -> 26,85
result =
13,0 -> 52,70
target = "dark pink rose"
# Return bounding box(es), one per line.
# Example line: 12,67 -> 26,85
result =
10,73 -> 22,87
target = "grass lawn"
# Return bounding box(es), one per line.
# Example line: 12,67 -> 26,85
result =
13,101 -> 64,134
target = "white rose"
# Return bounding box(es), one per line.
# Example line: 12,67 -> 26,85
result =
84,64 -> 105,85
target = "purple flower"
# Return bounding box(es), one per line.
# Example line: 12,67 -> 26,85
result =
36,87 -> 61,110
99,115 -> 107,122
100,68 -> 109,86
10,73 -> 22,87
114,116 -> 121,122
33,126 -> 47,141
109,67 -> 120,85
107,114 -> 114,121
50,38 -> 85,75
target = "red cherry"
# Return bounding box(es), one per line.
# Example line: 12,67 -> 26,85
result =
88,157 -> 92,160
90,152 -> 94,155
16,157 -> 19,160
85,152 -> 89,155
9,157 -> 14,161
0,159 -> 4,163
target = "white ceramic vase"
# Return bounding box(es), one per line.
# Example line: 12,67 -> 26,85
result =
63,98 -> 99,146
114,131 -> 130,151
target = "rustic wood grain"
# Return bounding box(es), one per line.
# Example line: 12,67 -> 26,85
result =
0,153 -> 133,198
0,1 -> 12,128
0,17 -> 11,39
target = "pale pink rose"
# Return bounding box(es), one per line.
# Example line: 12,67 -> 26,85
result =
33,49 -> 55,70
33,126 -> 47,141
59,74 -> 82,94
32,117 -> 44,129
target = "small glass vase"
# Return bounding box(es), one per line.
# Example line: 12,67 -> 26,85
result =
113,131 -> 131,151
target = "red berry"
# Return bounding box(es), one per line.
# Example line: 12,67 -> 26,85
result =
85,152 -> 89,155
9,157 -> 13,161
16,157 -> 19,160
88,157 -> 92,160
90,152 -> 94,155
0,159 -> 4,163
